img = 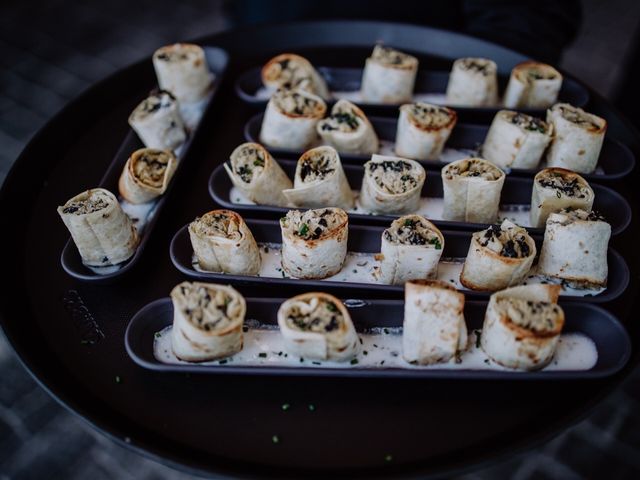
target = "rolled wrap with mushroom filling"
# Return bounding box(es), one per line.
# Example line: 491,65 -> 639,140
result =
188,210 -> 261,275
129,90 -> 187,151
403,279 -> 468,365
445,57 -> 498,106
261,53 -> 330,100
282,146 -> 354,210
482,111 -> 553,170
316,99 -> 379,155
441,158 -> 505,224
58,188 -> 139,267
118,148 -> 177,204
359,155 -> 426,215
153,43 -> 214,104
170,282 -> 245,362
537,208 -> 610,288
223,142 -> 292,207
280,208 -> 348,279
545,103 -> 607,174
277,292 -> 359,361
259,88 -> 327,150
503,62 -> 563,109
481,284 -> 564,370
361,45 -> 418,104
378,215 -> 444,285
395,102 -> 457,161
530,168 -> 594,228
460,220 -> 536,291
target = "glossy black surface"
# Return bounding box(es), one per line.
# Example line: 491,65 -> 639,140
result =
170,219 -> 628,303
244,113 -> 636,181
0,21 -> 638,479
125,297 -> 630,380
235,65 -> 590,117
60,47 -> 229,283
209,158 -> 632,235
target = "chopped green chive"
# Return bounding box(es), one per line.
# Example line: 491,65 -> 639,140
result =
258,352 -> 267,358
350,358 -> 359,365
298,223 -> 309,236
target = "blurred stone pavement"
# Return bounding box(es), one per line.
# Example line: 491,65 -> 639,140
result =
2,0 -> 640,478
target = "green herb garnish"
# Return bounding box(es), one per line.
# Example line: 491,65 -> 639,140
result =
298,223 -> 309,236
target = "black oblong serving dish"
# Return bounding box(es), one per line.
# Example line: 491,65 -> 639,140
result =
60,47 -> 229,283
235,66 -> 590,117
125,297 -> 630,380
208,158 -> 632,236
244,113 -> 636,182
169,219 -> 628,303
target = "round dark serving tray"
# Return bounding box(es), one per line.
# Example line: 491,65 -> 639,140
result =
0,21 -> 638,479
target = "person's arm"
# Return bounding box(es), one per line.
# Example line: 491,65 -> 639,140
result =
462,0 -> 583,64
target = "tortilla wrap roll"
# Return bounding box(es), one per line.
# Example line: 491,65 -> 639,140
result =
361,45 -> 418,104
503,61 -> 563,109
118,148 -> 177,204
128,90 -> 187,151
395,102 -> 457,161
153,43 -> 214,104
261,53 -> 330,100
445,57 -> 498,106
317,99 -> 379,155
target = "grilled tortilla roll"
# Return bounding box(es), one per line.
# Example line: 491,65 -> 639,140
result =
282,146 -> 354,210
441,158 -> 505,224
170,282 -> 245,362
223,142 -> 292,207
259,88 -> 327,150
280,208 -> 348,279
361,45 -> 418,104
537,208 -> 610,288
530,167 -> 594,228
481,284 -> 564,370
395,102 -> 457,161
545,103 -> 607,174
58,188 -> 139,267
359,155 -> 426,215
503,61 -> 563,109
316,99 -> 379,155
378,215 -> 444,285
445,57 -> 498,106
261,53 -> 330,100
188,210 -> 261,275
153,43 -> 214,104
460,220 -> 536,291
482,110 -> 552,170
128,90 -> 187,151
118,148 -> 177,204
403,279 -> 468,365
277,292 -> 359,361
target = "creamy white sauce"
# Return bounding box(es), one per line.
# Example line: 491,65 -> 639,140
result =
191,242 -> 604,297
153,324 -> 597,372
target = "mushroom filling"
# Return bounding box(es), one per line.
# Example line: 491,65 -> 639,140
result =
61,191 -> 111,215
445,159 -> 502,180
458,58 -> 495,75
518,65 -> 558,81
299,151 -> 336,182
537,171 -> 591,199
176,284 -> 239,332
191,212 -> 242,240
508,112 -> 549,134
281,208 -> 344,241
155,47 -> 199,63
265,57 -> 313,90
370,45 -> 416,67
384,217 -> 442,248
231,145 -> 266,183
131,91 -> 176,119
272,89 -> 322,116
319,110 -> 361,133
478,225 -> 531,258
133,150 -> 172,188
557,105 -> 603,131
408,103 -> 454,129
495,297 -> 562,334
367,160 -> 421,194
285,297 -> 343,333
552,207 -> 606,224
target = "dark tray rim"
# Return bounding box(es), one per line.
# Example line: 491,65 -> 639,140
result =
170,220 -> 629,304
59,46 -> 230,283
125,297 -> 631,380
244,112 -> 637,181
209,157 -> 633,236
234,64 -> 590,116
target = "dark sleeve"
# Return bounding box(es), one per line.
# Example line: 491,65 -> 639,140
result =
462,0 -> 583,64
